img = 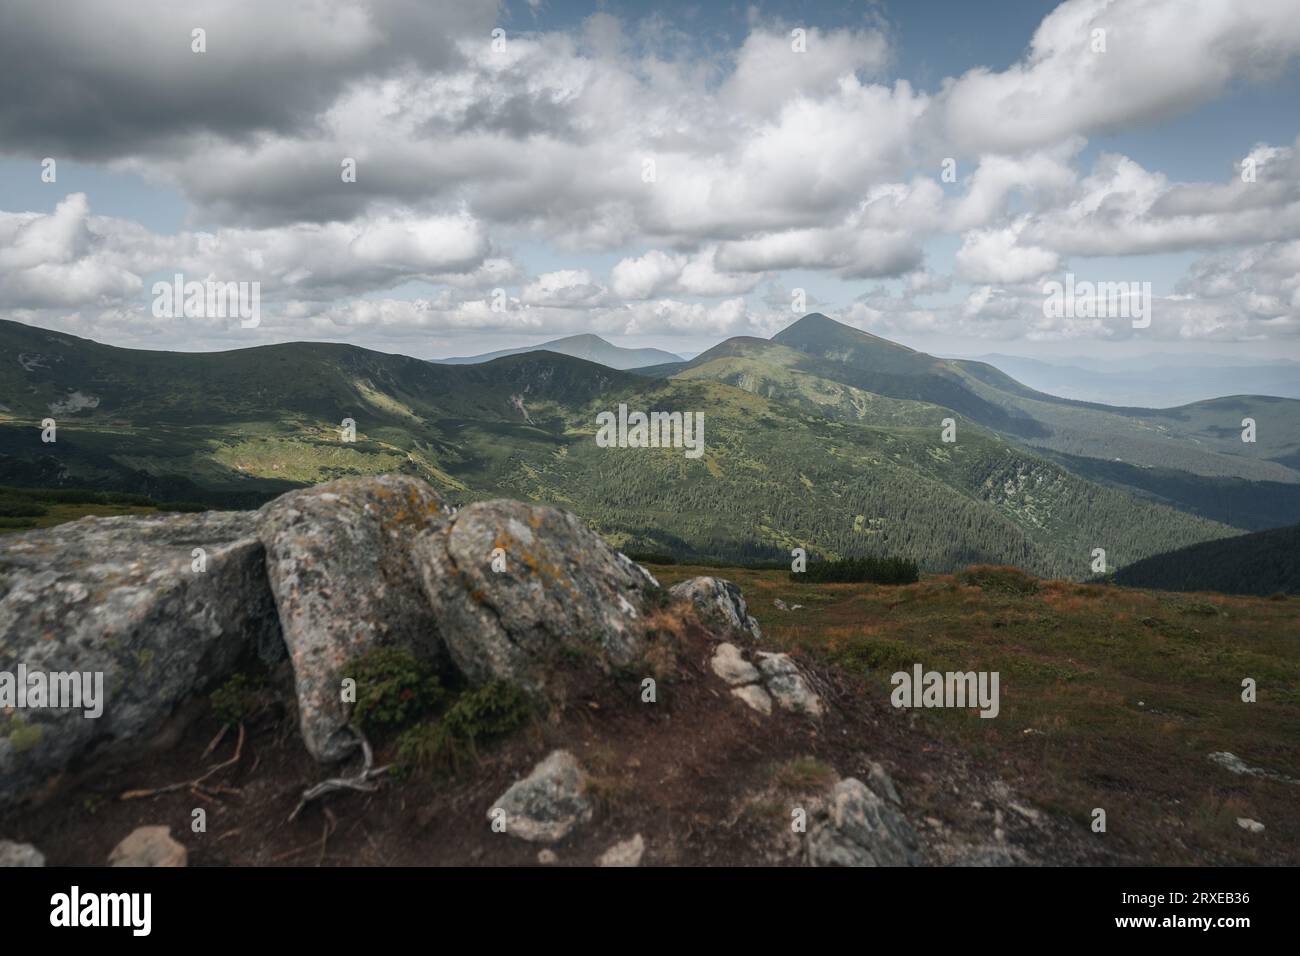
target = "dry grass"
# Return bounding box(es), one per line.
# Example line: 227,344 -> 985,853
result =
648,562 -> 1300,865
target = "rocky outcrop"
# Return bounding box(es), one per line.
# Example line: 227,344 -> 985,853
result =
807,777 -> 922,867
257,475 -> 450,761
710,642 -> 822,717
488,749 -> 594,844
756,652 -> 823,717
710,642 -> 759,685
414,500 -> 656,693
0,512 -> 279,808
670,577 -> 762,640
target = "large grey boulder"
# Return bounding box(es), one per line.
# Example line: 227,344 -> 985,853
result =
414,500 -> 656,693
807,777 -> 922,867
257,475 -> 450,762
0,512 -> 279,809
669,576 -> 762,640
488,750 -> 594,844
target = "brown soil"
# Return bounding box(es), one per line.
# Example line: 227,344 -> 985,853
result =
6,607 -> 1117,868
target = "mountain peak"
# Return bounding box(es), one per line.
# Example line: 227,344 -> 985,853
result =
772,313 -> 918,356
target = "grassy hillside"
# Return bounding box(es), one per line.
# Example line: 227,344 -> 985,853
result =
650,563 -> 1300,865
1112,524 -> 1300,596
0,318 -> 1247,575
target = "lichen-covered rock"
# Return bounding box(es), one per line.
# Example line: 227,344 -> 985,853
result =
488,750 -> 594,844
598,833 -> 645,867
808,778 -> 921,867
257,475 -> 449,762
0,512 -> 279,809
868,761 -> 902,805
711,642 -> 759,685
0,840 -> 45,867
669,576 -> 761,640
108,826 -> 187,867
756,652 -> 823,716
731,684 -> 773,715
414,500 -> 656,693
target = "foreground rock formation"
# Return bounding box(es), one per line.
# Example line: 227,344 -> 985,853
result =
415,499 -> 658,693
1,474 -> 1093,868
258,475 -> 449,761
0,512 -> 280,807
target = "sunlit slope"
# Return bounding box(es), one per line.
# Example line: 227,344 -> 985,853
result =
0,318 -> 1236,574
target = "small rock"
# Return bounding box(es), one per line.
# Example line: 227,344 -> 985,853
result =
537,849 -> 559,864
108,826 -> 187,867
756,652 -> 823,716
1209,751 -> 1300,786
808,778 -> 921,867
731,684 -> 773,715
598,833 -> 645,867
669,576 -> 762,640
0,840 -> 45,867
488,750 -> 594,844
867,762 -> 902,805
1237,818 -> 1265,833
711,642 -> 760,686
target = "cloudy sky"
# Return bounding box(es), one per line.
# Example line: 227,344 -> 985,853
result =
1,0 -> 1298,362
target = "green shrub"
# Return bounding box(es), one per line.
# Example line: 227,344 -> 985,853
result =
396,681 -> 530,773
796,555 -> 919,585
0,497 -> 48,518
349,647 -> 444,731
209,673 -> 272,726
957,565 -> 1040,596
625,551 -> 676,565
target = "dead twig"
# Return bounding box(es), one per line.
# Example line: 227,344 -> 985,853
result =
200,723 -> 229,759
288,725 -> 391,823
120,722 -> 246,801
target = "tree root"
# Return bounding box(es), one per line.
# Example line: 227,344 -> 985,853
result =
288,725 -> 391,823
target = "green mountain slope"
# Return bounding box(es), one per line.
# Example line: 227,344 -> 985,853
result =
0,318 -> 1240,577
435,333 -> 681,369
1111,524 -> 1300,596
665,314 -> 1300,530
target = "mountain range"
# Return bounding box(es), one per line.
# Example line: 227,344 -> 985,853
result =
432,333 -> 681,370
3,313 -> 1298,578
969,353 -> 1300,407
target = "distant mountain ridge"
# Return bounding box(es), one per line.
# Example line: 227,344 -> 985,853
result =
0,314 -> 1294,578
971,353 -> 1300,406
434,333 -> 681,370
